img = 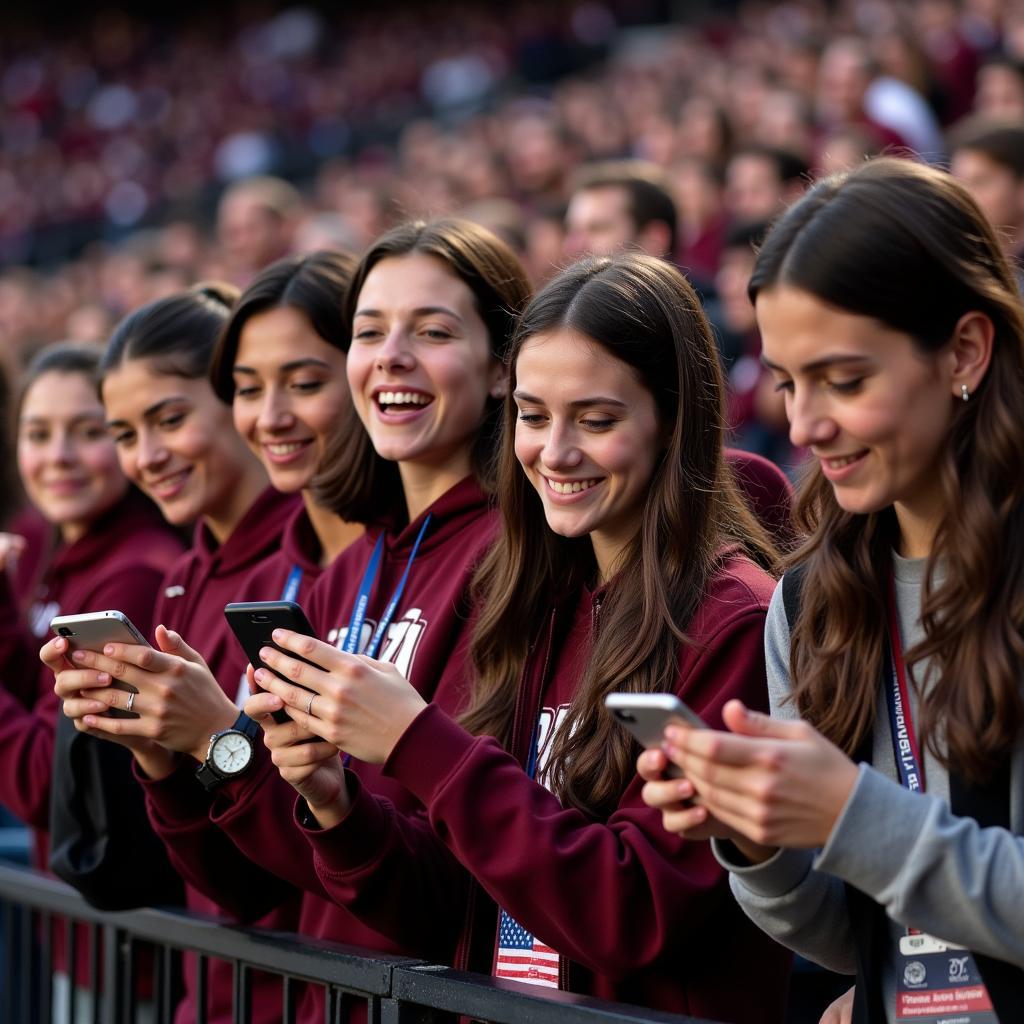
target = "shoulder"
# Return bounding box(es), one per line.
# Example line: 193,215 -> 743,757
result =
689,552 -> 776,636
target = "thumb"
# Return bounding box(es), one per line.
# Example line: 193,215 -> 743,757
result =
155,624 -> 204,665
722,699 -> 807,741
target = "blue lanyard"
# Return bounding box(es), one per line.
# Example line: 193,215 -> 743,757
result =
884,573 -> 925,793
280,564 -> 303,604
339,513 -> 432,659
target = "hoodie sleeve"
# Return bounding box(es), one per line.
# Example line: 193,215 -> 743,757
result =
138,751 -> 298,922
0,572 -> 48,709
305,601 -> 772,975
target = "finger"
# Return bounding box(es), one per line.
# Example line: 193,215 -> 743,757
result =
40,637 -> 71,672
155,625 -> 206,666
664,726 -> 778,769
92,686 -> 145,716
81,713 -> 151,737
721,699 -> 811,741
641,777 -> 694,811
61,696 -> 111,719
660,803 -> 711,836
83,642 -> 175,675
255,649 -> 327,696
269,741 -> 338,768
244,690 -> 285,723
269,629 -> 336,667
53,668 -> 111,696
637,747 -> 669,781
666,747 -> 772,800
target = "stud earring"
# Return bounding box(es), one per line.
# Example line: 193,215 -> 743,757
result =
961,383 -> 970,402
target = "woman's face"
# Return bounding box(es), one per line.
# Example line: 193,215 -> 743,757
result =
513,328 -> 662,571
348,252 -> 504,476
102,358 -> 251,527
757,285 -> 958,519
18,370 -> 128,541
231,305 -> 349,493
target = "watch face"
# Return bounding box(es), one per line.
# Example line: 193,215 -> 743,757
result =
211,731 -> 252,775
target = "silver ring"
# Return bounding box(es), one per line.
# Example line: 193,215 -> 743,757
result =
305,693 -> 315,717
126,691 -> 136,713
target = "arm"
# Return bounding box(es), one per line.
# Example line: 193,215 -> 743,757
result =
308,607 -> 776,975
0,683 -> 58,827
0,548 -> 47,709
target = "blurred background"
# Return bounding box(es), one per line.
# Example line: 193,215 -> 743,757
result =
2,0 -> 1023,492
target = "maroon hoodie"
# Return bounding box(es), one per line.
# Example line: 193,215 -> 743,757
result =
141,485 -> 305,1024
140,477 -> 497,1023
0,489 -> 184,987
300,552 -> 792,1023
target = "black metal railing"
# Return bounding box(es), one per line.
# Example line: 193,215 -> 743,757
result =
0,861 -> 717,1024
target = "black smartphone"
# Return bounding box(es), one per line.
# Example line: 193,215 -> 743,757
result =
224,601 -> 320,725
50,610 -> 151,719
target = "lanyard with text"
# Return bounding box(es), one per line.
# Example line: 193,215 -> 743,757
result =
884,572 -> 926,793
281,564 -> 303,604
887,571 -> 996,1021
339,514 -> 432,659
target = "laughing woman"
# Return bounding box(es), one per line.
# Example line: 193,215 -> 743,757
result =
640,158 -> 1024,1023
248,253 -> 792,1021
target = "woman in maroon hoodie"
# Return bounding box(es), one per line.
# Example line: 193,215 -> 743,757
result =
44,285 -> 300,1024
251,253 -> 793,1021
0,342 -> 185,1010
51,222 -> 534,1021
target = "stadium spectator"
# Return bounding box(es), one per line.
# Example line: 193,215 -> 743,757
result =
642,156 -> 1024,1023
724,145 -> 810,225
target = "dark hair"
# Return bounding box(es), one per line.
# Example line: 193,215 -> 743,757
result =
209,250 -> 358,403
20,342 -> 104,411
749,156 -> 1024,782
101,283 -> 239,389
462,253 -> 778,819
732,145 -> 811,188
312,218 -> 532,524
571,160 -> 680,255
723,218 -> 772,252
948,117 -> 1024,179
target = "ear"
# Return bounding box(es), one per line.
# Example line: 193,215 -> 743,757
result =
488,361 -> 509,400
948,310 -> 994,399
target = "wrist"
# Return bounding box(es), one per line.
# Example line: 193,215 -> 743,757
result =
732,836 -> 779,864
134,745 -> 179,781
191,707 -> 243,763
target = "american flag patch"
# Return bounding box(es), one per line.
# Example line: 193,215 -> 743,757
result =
495,911 -> 559,988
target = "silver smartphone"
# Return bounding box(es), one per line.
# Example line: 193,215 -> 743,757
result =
605,692 -> 707,779
50,610 -> 150,718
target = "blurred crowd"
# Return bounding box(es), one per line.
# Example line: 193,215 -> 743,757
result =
4,0 -> 1024,484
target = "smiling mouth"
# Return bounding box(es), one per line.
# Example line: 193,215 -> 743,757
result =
265,441 -> 311,456
822,452 -> 867,469
545,477 -> 601,495
149,469 -> 191,495
375,390 -> 435,415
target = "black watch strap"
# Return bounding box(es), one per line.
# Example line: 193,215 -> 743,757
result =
194,712 -> 259,792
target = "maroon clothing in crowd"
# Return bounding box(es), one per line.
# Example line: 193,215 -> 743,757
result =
301,553 -> 791,1022
141,477 -> 496,1023
143,485 -> 303,1024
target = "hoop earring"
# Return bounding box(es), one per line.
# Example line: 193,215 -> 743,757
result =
961,383 -> 970,402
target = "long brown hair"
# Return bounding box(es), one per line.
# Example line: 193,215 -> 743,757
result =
312,219 -> 532,524
749,157 -> 1024,782
461,253 -> 778,820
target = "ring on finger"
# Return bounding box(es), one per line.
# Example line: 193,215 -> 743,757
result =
126,690 -> 137,714
305,693 -> 315,717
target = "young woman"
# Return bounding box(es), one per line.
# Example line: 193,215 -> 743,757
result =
52,221 -> 533,1022
0,342 -> 184,1014
210,249 -> 364,600
43,285 -> 300,1024
248,253 -> 792,1021
639,157 -> 1024,1024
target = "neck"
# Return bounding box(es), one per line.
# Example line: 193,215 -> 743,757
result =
59,521 -> 87,546
203,456 -> 269,545
302,490 -> 364,567
397,453 -> 472,524
893,499 -> 940,559
589,529 -> 632,586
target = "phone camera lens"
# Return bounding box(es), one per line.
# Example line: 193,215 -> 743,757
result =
57,627 -> 74,638
615,710 -> 636,723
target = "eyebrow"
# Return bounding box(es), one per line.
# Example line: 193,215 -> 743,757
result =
233,358 -> 332,375
354,305 -> 464,322
106,396 -> 187,429
760,353 -> 873,373
513,390 -> 627,409
20,412 -> 104,427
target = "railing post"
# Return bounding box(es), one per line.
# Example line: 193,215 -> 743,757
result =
101,923 -> 125,1024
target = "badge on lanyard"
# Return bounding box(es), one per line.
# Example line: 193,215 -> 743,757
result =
887,576 -> 998,1024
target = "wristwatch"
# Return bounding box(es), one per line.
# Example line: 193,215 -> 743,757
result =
195,712 -> 260,791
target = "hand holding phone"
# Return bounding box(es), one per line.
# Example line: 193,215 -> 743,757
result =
604,692 -> 706,780
50,611 -> 150,718
224,601 -> 319,725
